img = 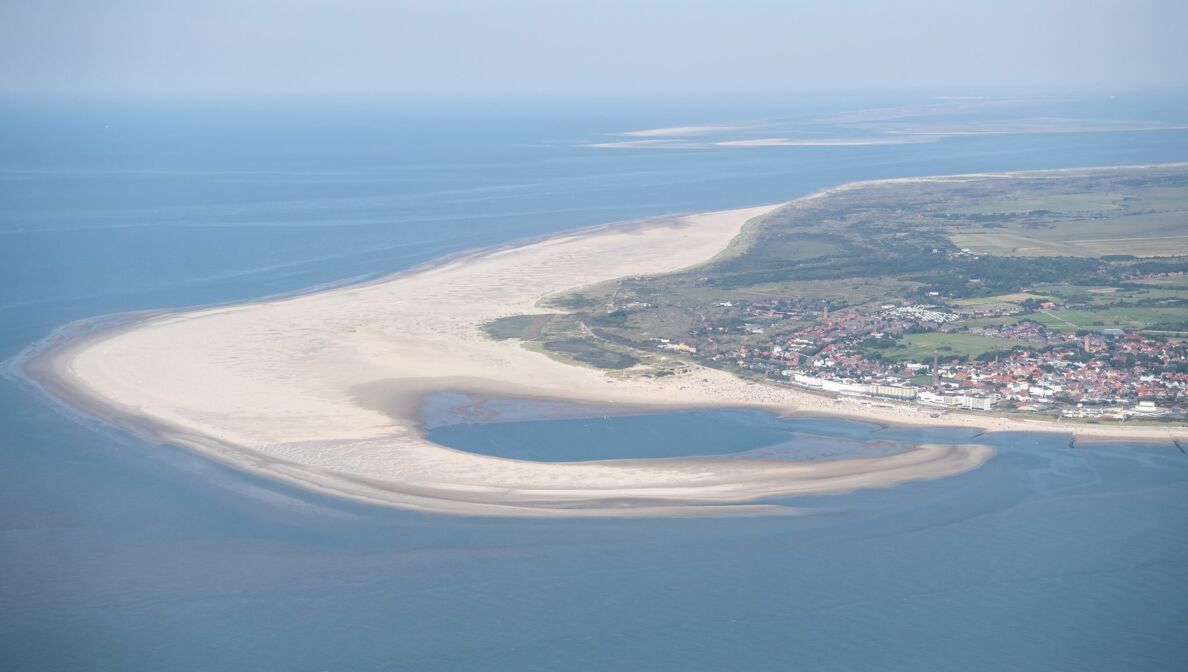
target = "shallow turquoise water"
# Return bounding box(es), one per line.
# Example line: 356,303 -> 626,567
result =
2,94 -> 1188,670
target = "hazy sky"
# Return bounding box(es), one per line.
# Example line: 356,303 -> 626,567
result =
2,0 -> 1185,97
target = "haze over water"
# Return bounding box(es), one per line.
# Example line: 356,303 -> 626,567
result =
3,94 -> 1188,670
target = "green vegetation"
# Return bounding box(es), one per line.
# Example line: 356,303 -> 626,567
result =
575,168 -> 1183,322
482,314 -> 555,340
951,292 -> 1054,307
950,192 -> 1124,215
872,332 -> 1029,361
504,312 -> 651,371
1028,307 -> 1188,332
490,166 -> 1188,378
540,339 -> 640,369
1133,274 -> 1188,289
945,181 -> 1188,257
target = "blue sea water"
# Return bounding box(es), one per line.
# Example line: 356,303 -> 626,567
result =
2,93 -> 1188,671
425,404 -> 916,462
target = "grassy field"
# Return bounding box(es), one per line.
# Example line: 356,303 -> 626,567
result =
960,315 -> 1034,328
875,332 -> 1028,362
947,184 -> 1188,257
951,229 -> 1188,258
756,237 -> 846,262
1133,275 -> 1188,289
951,192 -> 1124,215
952,292 -> 1054,307
1028,283 -> 1187,307
1029,307 -> 1188,332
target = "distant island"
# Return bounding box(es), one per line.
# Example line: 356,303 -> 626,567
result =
494,164 -> 1188,426
23,165 -> 1187,517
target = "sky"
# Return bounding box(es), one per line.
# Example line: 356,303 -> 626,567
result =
1,0 -> 1186,98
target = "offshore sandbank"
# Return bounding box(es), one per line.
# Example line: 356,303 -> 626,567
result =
21,170 -> 1184,517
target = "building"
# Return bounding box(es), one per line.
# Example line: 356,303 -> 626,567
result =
1132,400 -> 1168,417
951,394 -> 997,411
866,383 -> 918,400
918,391 -> 997,411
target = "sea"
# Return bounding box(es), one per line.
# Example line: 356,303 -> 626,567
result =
2,93 -> 1188,671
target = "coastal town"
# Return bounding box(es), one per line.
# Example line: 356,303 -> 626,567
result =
645,292 -> 1187,421
534,166 -> 1188,427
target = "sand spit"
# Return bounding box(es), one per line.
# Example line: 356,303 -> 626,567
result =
23,168 -> 1185,517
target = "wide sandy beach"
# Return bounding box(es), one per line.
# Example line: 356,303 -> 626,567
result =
22,173 -> 1185,516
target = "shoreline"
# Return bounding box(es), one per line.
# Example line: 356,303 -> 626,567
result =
17,165 -> 1187,517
